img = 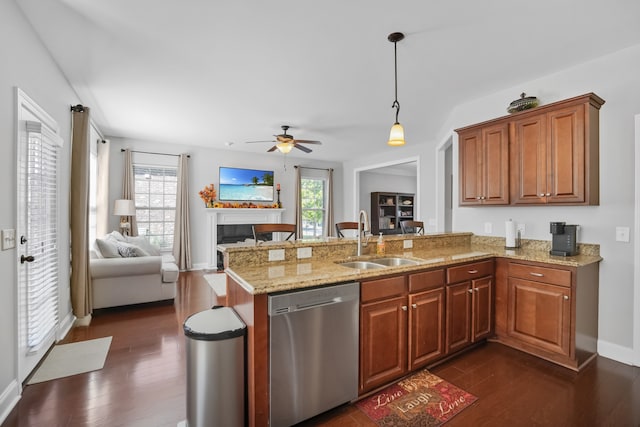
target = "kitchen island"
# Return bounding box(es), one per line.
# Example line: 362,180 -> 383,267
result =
219,233 -> 601,427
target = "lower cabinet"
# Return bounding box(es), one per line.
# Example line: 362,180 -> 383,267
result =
359,269 -> 445,394
494,259 -> 600,371
445,260 -> 494,354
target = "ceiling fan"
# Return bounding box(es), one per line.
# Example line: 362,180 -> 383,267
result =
245,125 -> 322,154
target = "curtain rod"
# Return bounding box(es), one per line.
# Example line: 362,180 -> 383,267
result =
121,149 -> 190,158
294,165 -> 334,172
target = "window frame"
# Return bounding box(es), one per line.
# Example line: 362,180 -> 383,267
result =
299,175 -> 328,239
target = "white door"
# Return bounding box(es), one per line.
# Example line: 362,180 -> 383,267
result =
16,89 -> 62,382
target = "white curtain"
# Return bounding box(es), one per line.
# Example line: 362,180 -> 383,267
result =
122,149 -> 138,236
172,154 -> 191,270
294,166 -> 303,237
327,168 -> 335,236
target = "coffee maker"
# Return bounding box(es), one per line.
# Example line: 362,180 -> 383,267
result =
550,222 -> 578,256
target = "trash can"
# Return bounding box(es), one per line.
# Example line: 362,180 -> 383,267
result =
183,306 -> 246,427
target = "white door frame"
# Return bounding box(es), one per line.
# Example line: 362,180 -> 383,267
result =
436,132 -> 455,233
634,113 -> 640,366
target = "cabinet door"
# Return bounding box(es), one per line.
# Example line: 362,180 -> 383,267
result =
458,129 -> 483,205
507,278 -> 571,356
446,282 -> 472,353
512,113 -> 547,204
472,276 -> 493,341
408,288 -> 445,370
547,103 -> 585,203
360,296 -> 407,393
482,123 -> 510,205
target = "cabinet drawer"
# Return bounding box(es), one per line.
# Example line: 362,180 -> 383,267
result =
409,269 -> 445,293
447,260 -> 494,283
508,262 -> 571,287
361,276 -> 406,303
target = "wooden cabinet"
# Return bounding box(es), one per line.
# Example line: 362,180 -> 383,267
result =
458,123 -> 509,205
494,259 -> 600,371
370,192 -> 415,234
455,92 -> 604,207
445,260 -> 494,353
360,269 -> 444,393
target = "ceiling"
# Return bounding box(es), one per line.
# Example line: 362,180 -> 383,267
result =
16,0 -> 640,162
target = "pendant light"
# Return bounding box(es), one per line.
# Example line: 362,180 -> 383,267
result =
387,32 -> 406,146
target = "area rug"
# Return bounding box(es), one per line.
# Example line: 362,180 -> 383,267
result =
203,273 -> 226,298
27,336 -> 112,384
356,369 -> 477,426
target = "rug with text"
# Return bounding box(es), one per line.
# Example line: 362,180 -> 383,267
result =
356,369 -> 477,426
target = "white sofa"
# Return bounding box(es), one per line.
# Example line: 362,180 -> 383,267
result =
90,232 -> 179,309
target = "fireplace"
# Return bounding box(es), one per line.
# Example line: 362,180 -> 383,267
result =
205,208 -> 285,269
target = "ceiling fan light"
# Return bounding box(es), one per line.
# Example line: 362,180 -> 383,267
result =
276,142 -> 293,154
387,122 -> 405,146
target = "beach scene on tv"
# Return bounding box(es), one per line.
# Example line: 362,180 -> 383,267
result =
219,167 -> 274,201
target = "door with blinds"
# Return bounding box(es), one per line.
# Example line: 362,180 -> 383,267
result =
16,90 -> 63,383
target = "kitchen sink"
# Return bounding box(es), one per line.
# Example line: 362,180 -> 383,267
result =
338,261 -> 387,270
371,257 -> 420,266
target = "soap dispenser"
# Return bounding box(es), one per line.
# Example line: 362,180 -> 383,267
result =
376,233 -> 385,255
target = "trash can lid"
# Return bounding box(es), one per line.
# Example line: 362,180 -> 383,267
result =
183,306 -> 246,341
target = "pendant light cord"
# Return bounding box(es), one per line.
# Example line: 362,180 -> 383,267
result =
391,38 -> 400,123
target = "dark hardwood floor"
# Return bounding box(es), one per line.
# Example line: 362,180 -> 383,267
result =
3,271 -> 639,427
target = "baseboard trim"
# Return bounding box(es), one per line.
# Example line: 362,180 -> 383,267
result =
597,339 -> 636,366
0,379 -> 21,425
57,310 -> 76,340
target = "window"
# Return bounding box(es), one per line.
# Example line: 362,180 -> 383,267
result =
133,165 -> 177,249
300,177 -> 327,239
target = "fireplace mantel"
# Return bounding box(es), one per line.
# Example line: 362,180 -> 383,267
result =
205,208 -> 285,269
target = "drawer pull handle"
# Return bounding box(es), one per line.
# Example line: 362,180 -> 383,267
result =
530,272 -> 544,277
412,303 -> 417,309
402,305 -> 407,311
468,269 -> 478,274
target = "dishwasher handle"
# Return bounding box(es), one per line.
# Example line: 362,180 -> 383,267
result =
268,282 -> 360,316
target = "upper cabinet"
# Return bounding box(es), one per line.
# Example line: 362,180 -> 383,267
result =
455,93 -> 605,207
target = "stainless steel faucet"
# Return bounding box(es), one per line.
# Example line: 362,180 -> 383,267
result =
357,210 -> 370,256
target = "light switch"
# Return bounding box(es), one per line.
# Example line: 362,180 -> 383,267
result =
615,226 -> 630,243
484,222 -> 492,234
1,229 -> 16,250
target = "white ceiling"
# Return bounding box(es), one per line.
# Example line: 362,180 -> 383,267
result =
16,0 -> 640,162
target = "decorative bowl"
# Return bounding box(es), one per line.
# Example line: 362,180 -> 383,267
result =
507,93 -> 539,114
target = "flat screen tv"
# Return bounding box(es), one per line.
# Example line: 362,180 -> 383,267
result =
219,166 -> 274,201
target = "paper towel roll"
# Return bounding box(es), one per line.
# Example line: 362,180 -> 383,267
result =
505,219 -> 517,248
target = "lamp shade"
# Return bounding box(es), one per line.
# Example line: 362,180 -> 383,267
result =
387,123 -> 406,146
276,142 -> 294,154
113,199 -> 136,216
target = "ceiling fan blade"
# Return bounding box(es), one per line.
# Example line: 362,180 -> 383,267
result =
293,139 -> 322,144
267,145 -> 278,152
245,140 -> 275,144
294,143 -> 312,153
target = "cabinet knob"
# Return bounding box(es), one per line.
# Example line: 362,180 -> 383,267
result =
563,295 -> 569,300
476,196 -> 481,200
468,269 -> 478,274
474,288 -> 479,292
539,193 -> 545,197
546,193 -> 551,197
412,303 -> 417,309
468,289 -> 473,294
401,305 -> 408,311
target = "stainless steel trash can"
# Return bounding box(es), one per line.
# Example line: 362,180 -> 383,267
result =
183,306 -> 246,427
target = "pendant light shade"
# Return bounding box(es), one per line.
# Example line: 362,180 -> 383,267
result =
387,32 -> 406,147
276,142 -> 293,154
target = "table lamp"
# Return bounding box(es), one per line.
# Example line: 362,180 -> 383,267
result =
113,199 -> 136,236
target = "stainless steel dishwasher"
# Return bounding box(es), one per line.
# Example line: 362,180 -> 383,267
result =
268,282 -> 359,427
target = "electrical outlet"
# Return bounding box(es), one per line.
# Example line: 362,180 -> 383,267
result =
484,222 -> 492,234
403,239 -> 413,249
268,249 -> 285,261
1,229 -> 16,250
516,223 -> 526,236
297,247 -> 312,259
615,226 -> 630,242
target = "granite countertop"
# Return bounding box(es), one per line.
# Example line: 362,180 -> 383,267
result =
224,234 -> 602,295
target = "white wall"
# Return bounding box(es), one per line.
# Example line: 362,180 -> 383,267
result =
345,44 -> 640,364
0,0 -> 78,420
106,137 -> 343,269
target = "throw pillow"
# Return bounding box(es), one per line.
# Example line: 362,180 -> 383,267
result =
126,236 -> 161,256
116,242 -> 149,258
95,238 -> 121,258
107,230 -> 126,242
